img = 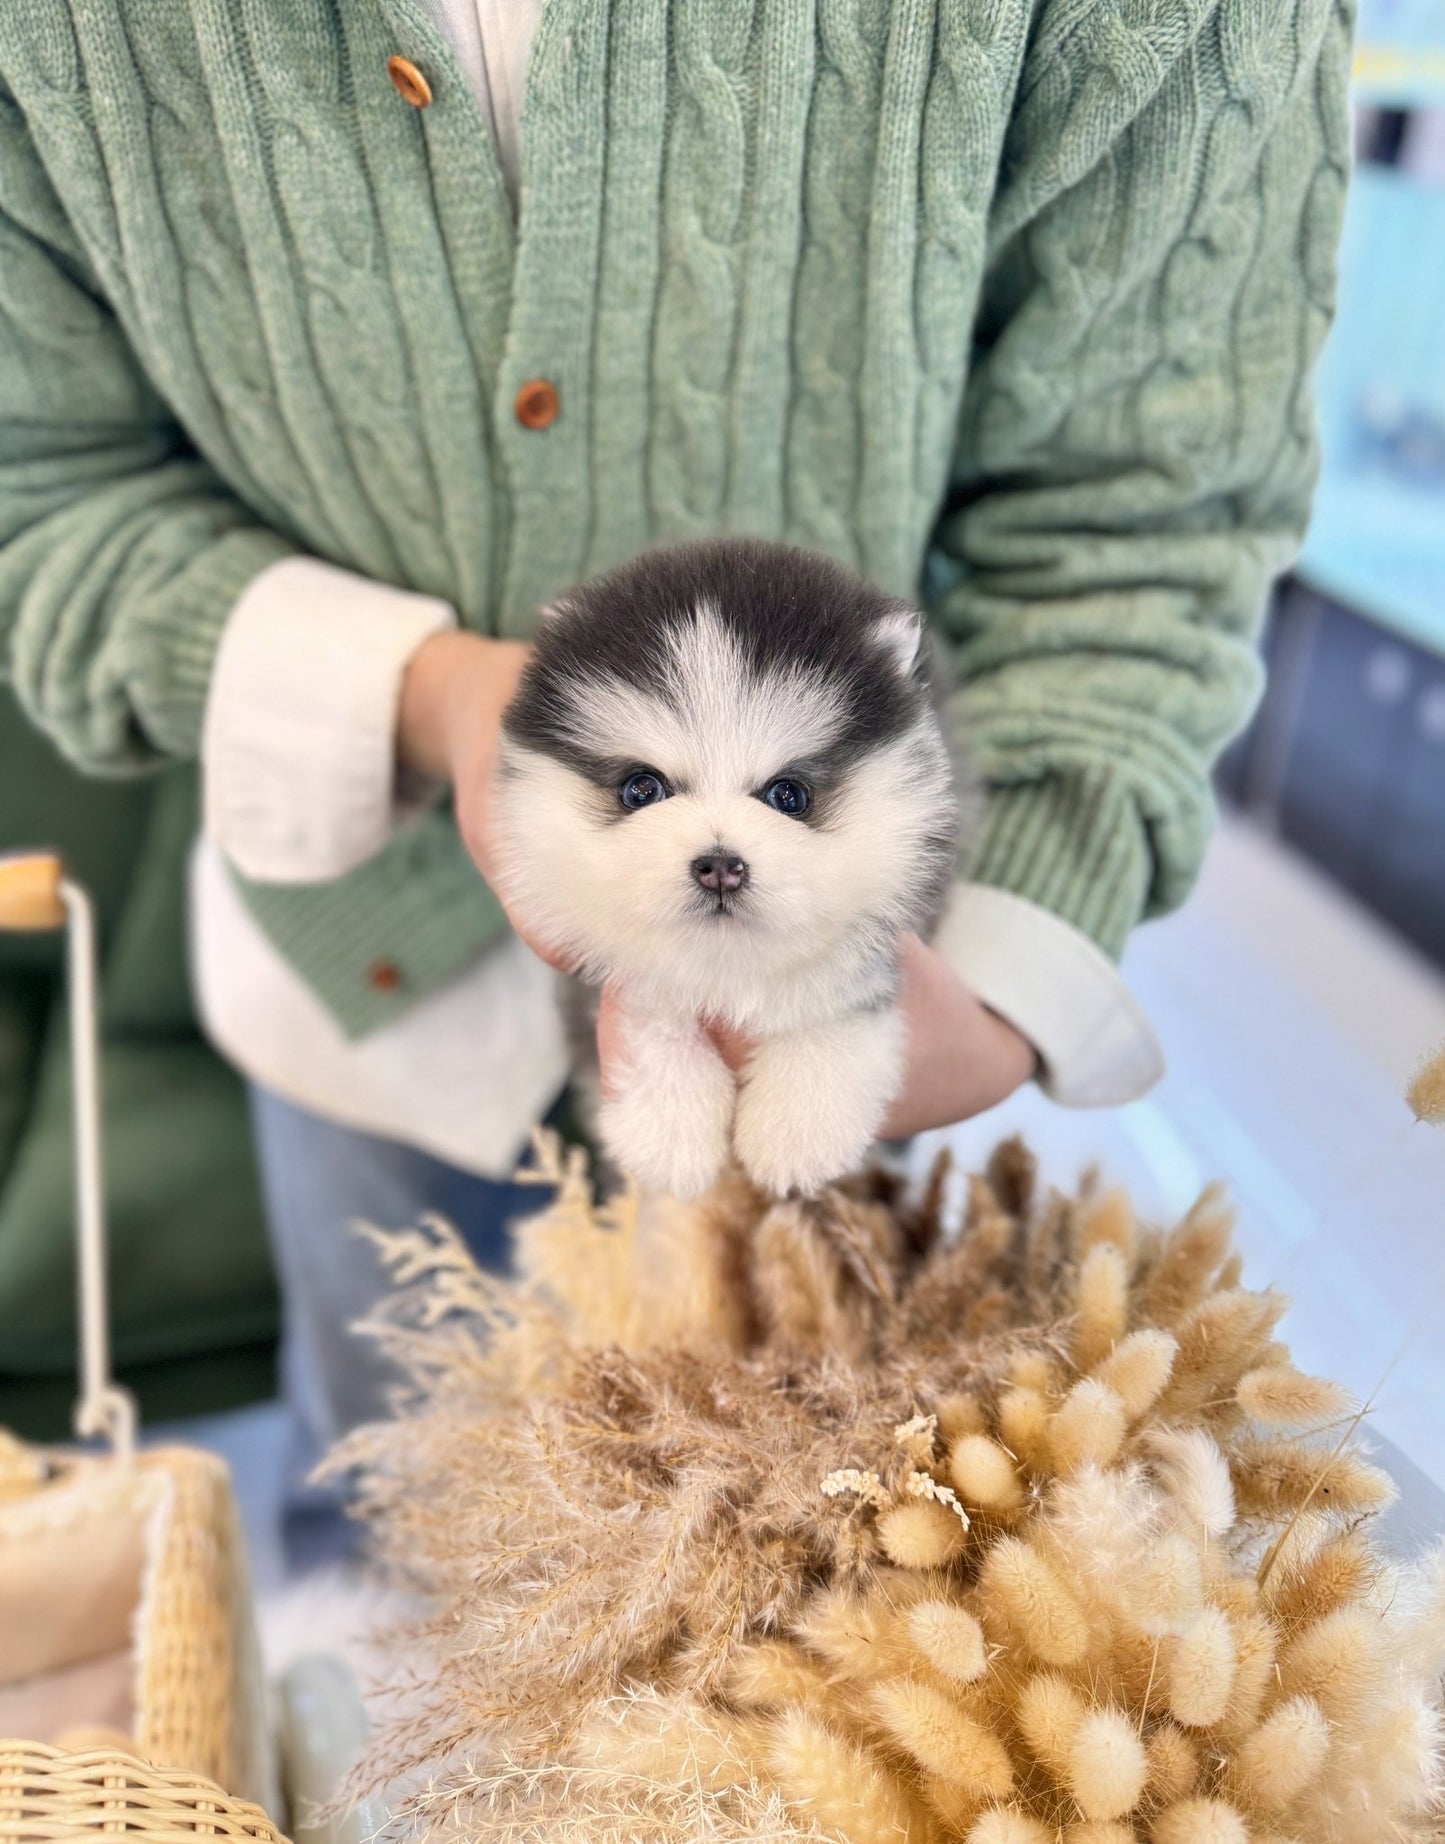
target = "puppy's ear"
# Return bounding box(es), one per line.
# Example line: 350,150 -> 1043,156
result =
873,605 -> 924,676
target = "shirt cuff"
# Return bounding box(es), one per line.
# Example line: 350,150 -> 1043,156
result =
933,883 -> 1165,1107
202,556 -> 457,884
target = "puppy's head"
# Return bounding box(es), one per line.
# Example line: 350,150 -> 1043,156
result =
495,541 -> 959,1001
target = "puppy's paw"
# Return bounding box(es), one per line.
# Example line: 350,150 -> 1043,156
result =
598,1012 -> 736,1198
733,1008 -> 906,1197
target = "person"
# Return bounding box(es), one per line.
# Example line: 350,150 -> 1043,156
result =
0,1 -> 1350,1558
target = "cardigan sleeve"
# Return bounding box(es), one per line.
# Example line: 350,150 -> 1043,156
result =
0,96 -> 295,773
927,0 -> 1353,959
202,556 -> 456,883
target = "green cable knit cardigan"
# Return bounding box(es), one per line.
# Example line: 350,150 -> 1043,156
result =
0,0 -> 1351,1037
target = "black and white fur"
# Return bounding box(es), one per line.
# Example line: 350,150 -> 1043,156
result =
495,539 -> 965,1198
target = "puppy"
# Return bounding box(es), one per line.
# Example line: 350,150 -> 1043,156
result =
494,539 -> 965,1197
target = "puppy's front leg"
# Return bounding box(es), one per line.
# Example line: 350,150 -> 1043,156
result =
598,1001 -> 737,1197
733,1005 -> 906,1196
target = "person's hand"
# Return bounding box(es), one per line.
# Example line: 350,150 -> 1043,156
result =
597,933 -> 1038,1139
396,629 -> 571,970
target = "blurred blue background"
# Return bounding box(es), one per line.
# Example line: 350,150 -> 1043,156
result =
1351,0 -> 1445,107
1222,3 -> 1445,968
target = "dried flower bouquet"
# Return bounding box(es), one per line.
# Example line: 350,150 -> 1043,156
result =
335,1132 -> 1445,1843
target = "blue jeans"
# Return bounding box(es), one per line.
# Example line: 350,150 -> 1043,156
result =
248,1087 -> 556,1566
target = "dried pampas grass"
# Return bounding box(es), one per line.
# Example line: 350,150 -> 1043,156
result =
336,1137 -> 1445,1842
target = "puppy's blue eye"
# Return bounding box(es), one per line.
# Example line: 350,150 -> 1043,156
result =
619,770 -> 670,811
762,778 -> 811,818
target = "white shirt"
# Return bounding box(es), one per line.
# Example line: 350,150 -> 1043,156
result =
191,0 -> 1164,1179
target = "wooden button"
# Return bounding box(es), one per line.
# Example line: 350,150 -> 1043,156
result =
367,959 -> 404,992
514,378 -> 560,430
387,56 -> 432,107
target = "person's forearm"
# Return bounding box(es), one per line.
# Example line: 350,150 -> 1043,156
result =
0,126 -> 302,772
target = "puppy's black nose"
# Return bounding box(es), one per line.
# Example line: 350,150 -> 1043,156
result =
692,852 -> 748,894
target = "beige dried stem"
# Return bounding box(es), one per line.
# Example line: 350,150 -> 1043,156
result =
1406,1044 -> 1445,1125
1258,1040 -> 1445,1586
1255,1392 -> 1380,1592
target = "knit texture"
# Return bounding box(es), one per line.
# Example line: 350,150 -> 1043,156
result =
0,0 -> 1352,1030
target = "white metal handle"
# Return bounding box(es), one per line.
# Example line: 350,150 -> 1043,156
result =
61,877 -> 137,1460
0,854 -> 136,1459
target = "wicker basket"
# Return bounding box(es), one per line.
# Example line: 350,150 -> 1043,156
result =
0,1437 -> 274,1807
0,1742 -> 285,1844
0,856 -> 279,1830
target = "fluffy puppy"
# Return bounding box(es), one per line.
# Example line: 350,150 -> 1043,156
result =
494,539 -> 964,1197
